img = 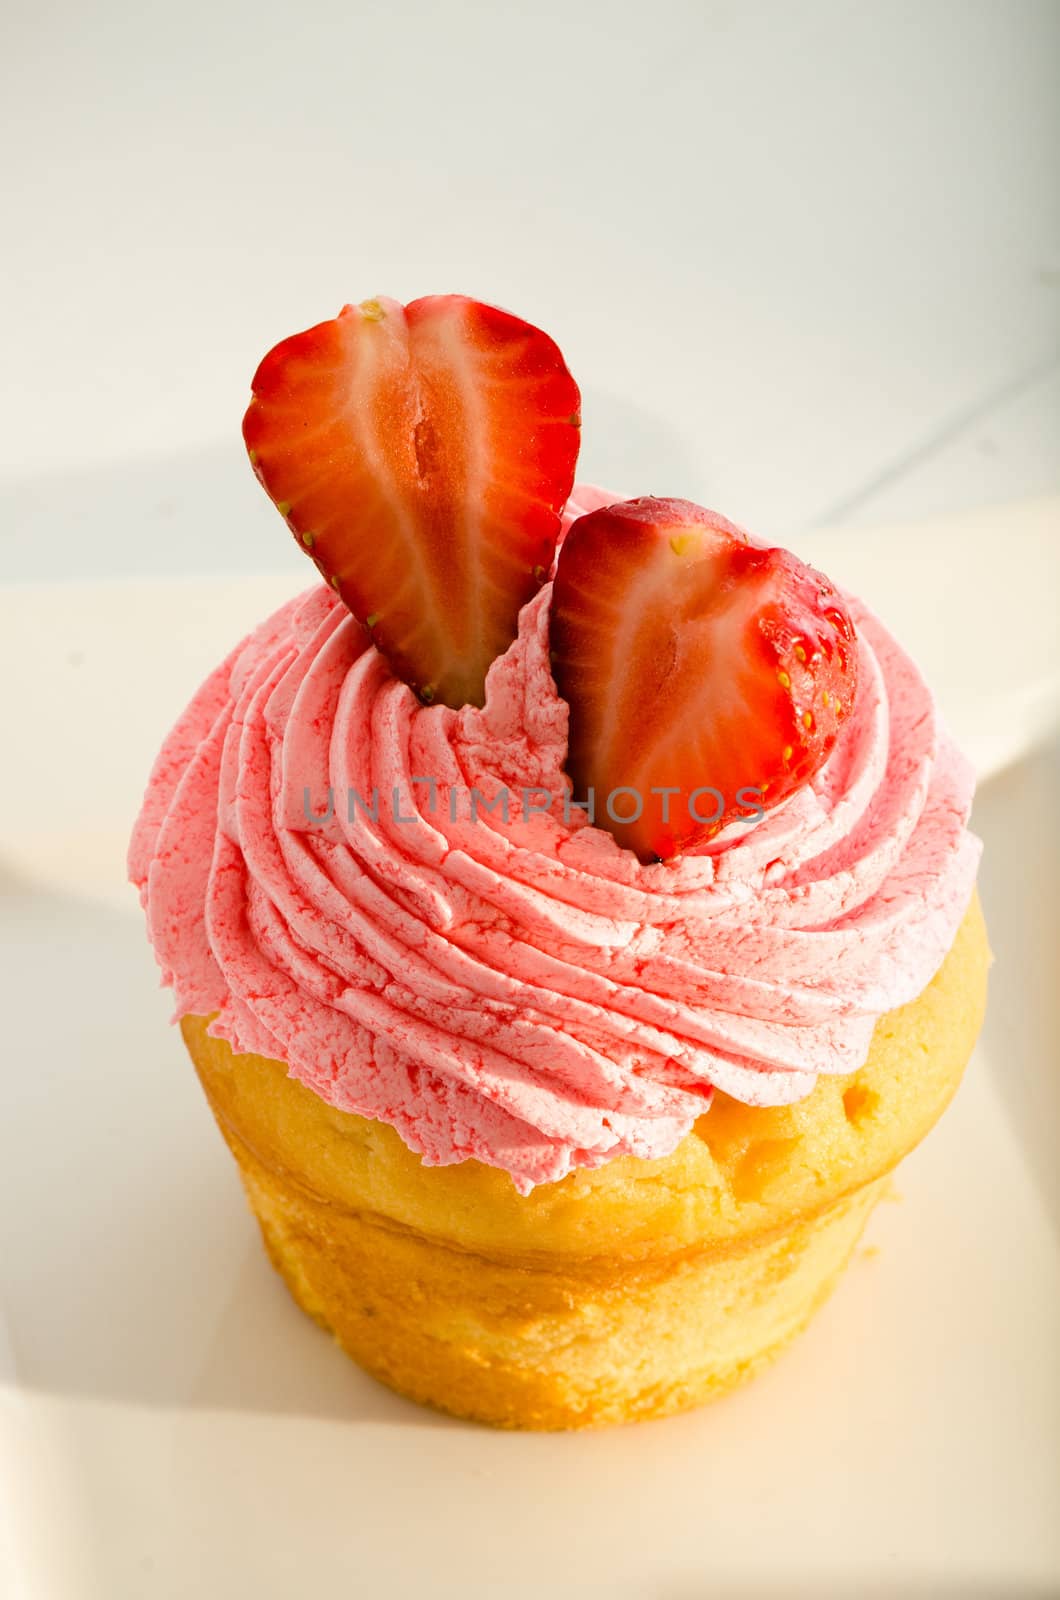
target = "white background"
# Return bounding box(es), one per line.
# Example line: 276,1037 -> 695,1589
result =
2,0 -> 1059,582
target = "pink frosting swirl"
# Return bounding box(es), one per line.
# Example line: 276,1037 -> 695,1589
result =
130,487 -> 981,1192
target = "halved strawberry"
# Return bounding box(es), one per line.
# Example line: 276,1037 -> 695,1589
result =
549,497 -> 858,862
243,295 -> 581,708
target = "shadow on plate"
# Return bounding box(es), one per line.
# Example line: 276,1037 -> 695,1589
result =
0,870 -> 459,1428
973,732 -> 1060,1240
5,386 -> 704,584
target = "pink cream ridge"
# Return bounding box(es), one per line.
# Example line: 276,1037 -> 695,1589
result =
129,486 -> 981,1192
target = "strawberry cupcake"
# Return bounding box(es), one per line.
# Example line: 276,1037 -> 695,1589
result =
130,296 -> 987,1429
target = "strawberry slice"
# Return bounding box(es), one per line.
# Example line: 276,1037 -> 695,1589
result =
549,497 -> 858,862
243,295 -> 581,708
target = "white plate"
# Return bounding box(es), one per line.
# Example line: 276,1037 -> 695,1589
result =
1,546 -> 1058,1598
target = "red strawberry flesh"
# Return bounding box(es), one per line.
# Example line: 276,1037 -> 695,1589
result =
243,295 -> 581,708
549,497 -> 858,862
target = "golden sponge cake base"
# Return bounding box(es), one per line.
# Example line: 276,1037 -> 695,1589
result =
183,893 -> 987,1429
